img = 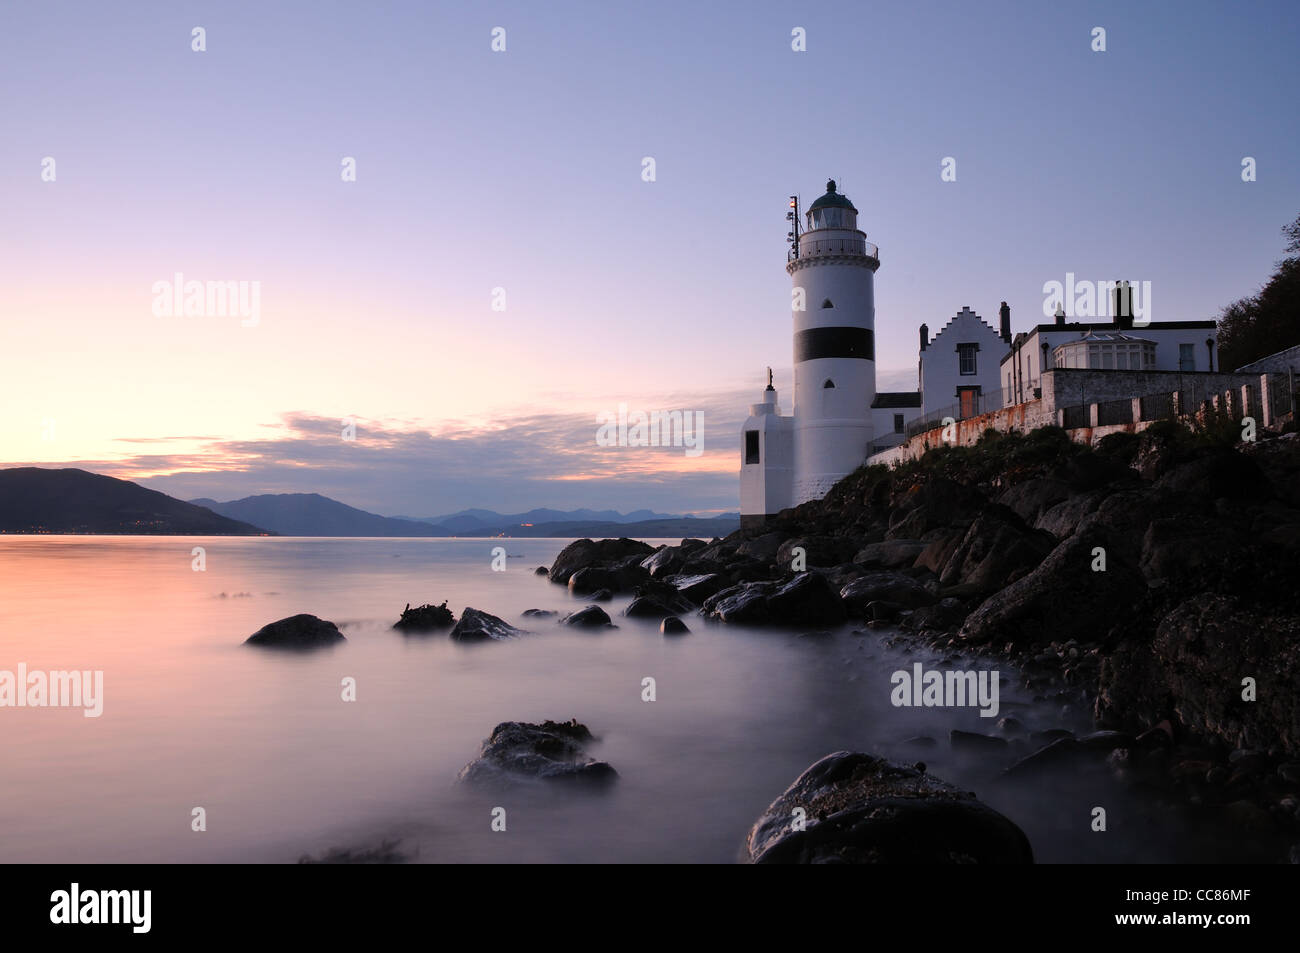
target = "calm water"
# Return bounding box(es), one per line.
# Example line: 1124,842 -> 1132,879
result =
0,537 -> 1268,863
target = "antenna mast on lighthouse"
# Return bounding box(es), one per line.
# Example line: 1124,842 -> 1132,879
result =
786,193 -> 801,260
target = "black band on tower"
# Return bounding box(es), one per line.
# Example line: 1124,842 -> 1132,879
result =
794,327 -> 874,362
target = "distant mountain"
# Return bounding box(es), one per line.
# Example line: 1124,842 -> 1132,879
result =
0,468 -> 269,535
399,507 -> 689,530
481,516 -> 740,539
192,493 -> 443,537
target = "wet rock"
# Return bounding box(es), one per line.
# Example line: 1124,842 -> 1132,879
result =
776,536 -> 859,569
746,752 -> 1033,863
938,505 -> 1054,591
841,572 -> 935,615
1002,738 -> 1086,778
640,546 -> 684,578
767,572 -> 846,625
903,736 -> 938,748
449,607 -> 526,641
671,572 -> 730,604
547,538 -> 653,585
534,566 -> 549,575
457,719 -> 617,787
660,616 -> 689,635
521,608 -> 557,618
392,601 -> 456,633
735,532 -> 784,561
1078,730 -> 1133,750
245,614 -> 345,649
567,566 -> 620,595
588,588 -> 613,602
701,582 -> 774,624
995,717 -> 1026,737
560,605 -> 614,628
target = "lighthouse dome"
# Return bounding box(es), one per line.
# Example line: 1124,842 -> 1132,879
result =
806,180 -> 858,230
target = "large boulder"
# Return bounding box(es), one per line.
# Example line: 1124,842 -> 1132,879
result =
671,573 -> 730,604
560,605 -> 614,628
547,538 -> 654,585
996,477 -> 1071,525
840,572 -> 935,615
886,477 -> 984,539
1097,593 -> 1300,755
1034,491 -> 1104,540
735,532 -> 784,561
746,752 -> 1033,863
640,546 -> 684,578
701,582 -> 775,624
957,531 -> 1145,648
457,719 -> 617,786
245,614 -> 345,649
449,607 -> 526,641
938,505 -> 1054,590
776,536 -> 859,570
766,572 -> 846,625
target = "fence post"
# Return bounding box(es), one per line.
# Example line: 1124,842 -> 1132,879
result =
1260,374 -> 1273,428
1130,397 -> 1142,423
1089,403 -> 1100,428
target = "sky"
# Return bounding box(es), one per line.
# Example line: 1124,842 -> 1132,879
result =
2,0 -> 1297,516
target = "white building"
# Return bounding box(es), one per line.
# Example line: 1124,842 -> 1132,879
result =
1000,314 -> 1219,406
918,305 -> 1011,418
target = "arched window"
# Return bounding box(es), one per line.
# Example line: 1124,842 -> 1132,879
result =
821,298 -> 834,309
823,379 -> 835,388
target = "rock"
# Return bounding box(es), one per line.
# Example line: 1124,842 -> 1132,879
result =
938,505 -> 1054,591
902,597 -> 968,632
1098,595 -> 1300,754
623,595 -> 676,619
671,572 -> 730,604
886,478 -> 985,540
1002,738 -> 1085,778
1078,730 -> 1132,750
735,532 -> 784,561
560,605 -> 614,628
567,566 -> 620,595
995,717 -> 1026,737
640,546 -> 684,578
950,729 -> 1008,753
745,752 -> 1033,863
449,607 -> 526,641
521,609 -> 557,618
245,614 -> 345,649
588,588 -> 611,602
775,536 -> 858,570
852,539 -> 927,569
1029,728 -> 1074,747
840,572 -> 935,616
534,566 -> 549,575
958,530 -> 1146,648
457,719 -> 617,787
701,582 -> 774,624
392,601 -> 455,633
767,572 -> 847,625
660,616 -> 689,635
1034,492 -> 1104,540
547,538 -> 653,585
996,478 -> 1072,525
902,736 -> 938,748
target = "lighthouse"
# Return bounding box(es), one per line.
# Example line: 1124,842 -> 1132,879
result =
740,179 -> 881,527
790,180 -> 879,503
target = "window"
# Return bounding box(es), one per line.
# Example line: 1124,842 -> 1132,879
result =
958,343 -> 978,375
744,430 -> 760,465
893,413 -> 904,433
1179,343 -> 1195,371
823,379 -> 835,388
821,298 -> 834,309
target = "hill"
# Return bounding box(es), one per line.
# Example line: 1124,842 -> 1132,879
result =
0,468 -> 270,535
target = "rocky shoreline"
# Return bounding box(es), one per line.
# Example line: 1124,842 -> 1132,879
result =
537,424 -> 1300,861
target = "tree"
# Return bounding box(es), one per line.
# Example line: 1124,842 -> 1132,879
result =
1216,213 -> 1300,371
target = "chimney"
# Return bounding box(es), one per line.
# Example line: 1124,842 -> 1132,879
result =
1054,302 -> 1066,327
919,323 -> 929,352
998,301 -> 1011,344
1113,280 -> 1133,330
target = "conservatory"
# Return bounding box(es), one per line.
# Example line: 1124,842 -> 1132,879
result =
1052,331 -> 1156,371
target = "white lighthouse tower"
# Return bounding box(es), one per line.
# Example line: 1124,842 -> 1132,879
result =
740,179 -> 881,527
788,179 -> 879,504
